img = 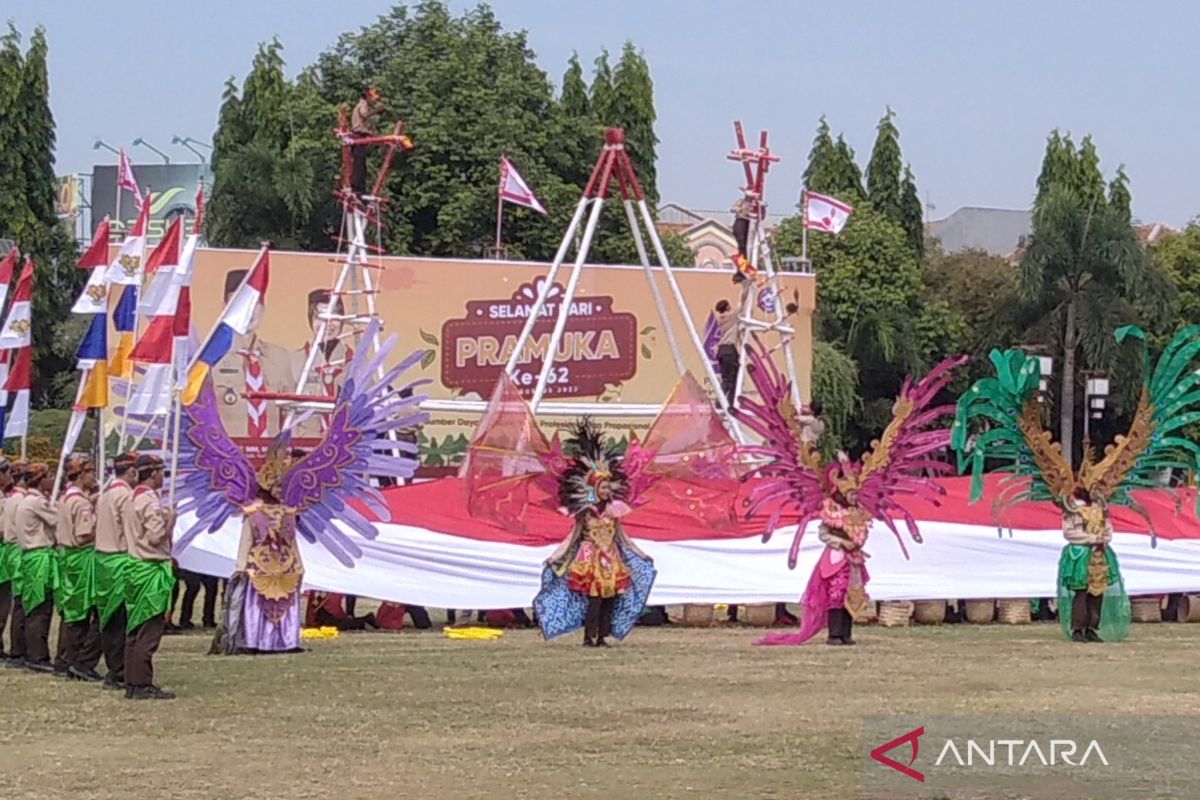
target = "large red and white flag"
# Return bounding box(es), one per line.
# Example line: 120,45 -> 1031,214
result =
803,190 -> 854,235
118,147 -> 143,208
138,216 -> 182,315
104,199 -> 151,287
0,247 -> 18,319
499,156 -> 547,214
0,259 -> 34,350
72,217 -> 112,314
3,345 -> 31,438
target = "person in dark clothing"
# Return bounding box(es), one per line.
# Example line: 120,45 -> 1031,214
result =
176,570 -> 220,629
714,300 -> 741,410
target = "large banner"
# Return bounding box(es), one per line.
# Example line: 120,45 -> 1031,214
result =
91,162 -> 213,242
184,248 -> 815,467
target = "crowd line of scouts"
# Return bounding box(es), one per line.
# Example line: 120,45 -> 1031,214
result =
0,453 -> 176,700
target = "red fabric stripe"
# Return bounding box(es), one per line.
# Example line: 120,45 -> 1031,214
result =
248,253 -> 270,293
0,249 -> 15,285
10,260 -> 33,302
144,217 -> 181,276
365,475 -> 1200,547
3,347 -> 31,391
129,316 -> 174,364
77,219 -> 110,269
173,287 -> 192,336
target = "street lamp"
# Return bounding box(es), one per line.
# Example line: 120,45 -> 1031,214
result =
132,137 -> 170,164
1083,372 -> 1109,446
171,136 -> 212,163
92,138 -> 119,156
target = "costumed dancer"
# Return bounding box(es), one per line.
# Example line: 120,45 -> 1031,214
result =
952,326 -> 1200,643
463,371 -> 742,645
124,455 -> 176,699
15,463 -> 59,672
0,458 -> 15,661
737,341 -> 965,645
94,452 -> 139,690
176,320 -> 428,655
538,420 -> 655,647
56,455 -> 103,681
3,461 -> 28,666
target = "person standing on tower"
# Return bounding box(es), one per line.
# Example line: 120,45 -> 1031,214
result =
350,87 -> 385,200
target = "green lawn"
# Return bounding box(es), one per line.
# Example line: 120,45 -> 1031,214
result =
1,620 -> 1198,800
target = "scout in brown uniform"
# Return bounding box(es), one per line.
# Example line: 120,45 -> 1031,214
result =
213,269 -> 294,447
94,453 -> 139,689
0,458 -> 15,661
124,455 -> 176,700
57,456 -> 103,681
15,463 -> 59,673
2,461 -> 28,666
292,289 -> 353,440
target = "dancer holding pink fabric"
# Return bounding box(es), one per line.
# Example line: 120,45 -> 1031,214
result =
735,341 -> 965,646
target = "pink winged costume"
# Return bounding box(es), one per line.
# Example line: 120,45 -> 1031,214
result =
175,321 -> 429,654
463,372 -> 741,643
736,341 -> 964,645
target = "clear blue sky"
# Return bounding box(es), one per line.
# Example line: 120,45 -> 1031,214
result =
8,0 -> 1199,225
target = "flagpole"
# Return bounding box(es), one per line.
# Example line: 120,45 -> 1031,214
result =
51,376 -> 89,502
494,194 -> 504,256
800,188 -> 809,269
97,407 -> 107,487
117,186 -> 153,452
166,321 -> 182,506
184,244 -> 268,375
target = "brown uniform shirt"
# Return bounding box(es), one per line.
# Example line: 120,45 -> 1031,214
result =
351,97 -> 381,136
56,486 -> 97,548
3,488 -> 25,545
15,489 -> 57,550
129,486 -> 171,562
95,479 -> 137,554
213,333 -> 295,440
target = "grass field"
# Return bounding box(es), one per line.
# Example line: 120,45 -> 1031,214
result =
2,618 -> 1198,800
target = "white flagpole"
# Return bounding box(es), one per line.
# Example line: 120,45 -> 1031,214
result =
51,375 -> 88,502
801,189 -> 809,269
167,328 -> 183,506
494,194 -> 504,255
97,407 -> 107,487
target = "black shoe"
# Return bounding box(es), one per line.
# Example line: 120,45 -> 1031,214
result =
164,624 -> 183,636
583,638 -> 596,648
145,685 -> 177,700
842,637 -> 857,646
825,637 -> 844,646
1084,629 -> 1103,643
179,621 -> 195,631
1071,629 -> 1087,642
102,676 -> 125,691
25,660 -> 55,674
68,665 -> 103,683
126,684 -> 175,701
5,658 -> 27,669
595,638 -> 610,648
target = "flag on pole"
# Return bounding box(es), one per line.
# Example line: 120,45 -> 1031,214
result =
499,156 -> 547,214
0,247 -> 18,316
104,200 -> 150,287
3,346 -> 31,439
0,259 -> 34,350
803,190 -> 854,235
193,182 -> 206,235
129,220 -> 192,415
118,147 -> 143,208
138,216 -> 182,315
183,251 -> 270,405
72,217 -> 112,314
108,286 -> 138,380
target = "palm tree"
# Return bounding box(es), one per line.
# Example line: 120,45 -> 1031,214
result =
1019,185 -> 1166,466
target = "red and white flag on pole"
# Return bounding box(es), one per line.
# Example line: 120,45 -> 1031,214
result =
499,156 -> 547,214
0,259 -> 34,350
803,190 -> 854,235
118,147 -> 144,208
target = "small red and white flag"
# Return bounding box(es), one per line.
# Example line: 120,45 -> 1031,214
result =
138,216 -> 182,315
118,147 -> 143,208
0,259 -> 34,350
803,190 -> 854,235
104,198 -> 151,287
499,156 -> 547,215
0,247 -> 18,318
72,217 -> 112,315
3,345 -> 31,438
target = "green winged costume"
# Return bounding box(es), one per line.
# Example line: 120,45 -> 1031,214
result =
952,325 -> 1200,642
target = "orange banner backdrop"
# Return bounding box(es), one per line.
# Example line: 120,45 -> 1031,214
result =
185,248 -> 815,466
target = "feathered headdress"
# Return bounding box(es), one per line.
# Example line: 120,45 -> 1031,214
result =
558,418 -> 628,516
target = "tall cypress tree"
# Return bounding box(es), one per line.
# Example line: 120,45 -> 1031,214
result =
1108,165 -> 1132,223
866,107 -> 903,223
609,42 -> 658,206
0,25 -> 28,238
899,164 -> 924,259
802,116 -> 837,194
1075,134 -> 1107,211
17,28 -> 56,229
831,135 -> 864,201
560,52 -> 589,118
589,49 -> 614,123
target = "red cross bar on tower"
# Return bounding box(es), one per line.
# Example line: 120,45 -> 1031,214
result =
336,105 -> 415,204
582,128 -> 646,201
726,121 -> 779,217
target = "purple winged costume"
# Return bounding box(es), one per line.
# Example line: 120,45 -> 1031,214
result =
175,321 -> 429,654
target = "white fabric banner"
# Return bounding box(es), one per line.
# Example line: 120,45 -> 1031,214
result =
175,516 -> 1200,609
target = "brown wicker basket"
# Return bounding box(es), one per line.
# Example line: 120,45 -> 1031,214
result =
1131,596 -> 1161,623
1179,595 -> 1200,623
743,603 -> 776,627
681,604 -> 714,627
912,600 -> 946,625
964,599 -> 995,624
878,601 -> 913,628
996,598 -> 1031,625
852,602 -> 877,624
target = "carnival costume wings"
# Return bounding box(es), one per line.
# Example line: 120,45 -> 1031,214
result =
174,320 -> 431,566
737,339 -> 967,568
951,325 -> 1200,537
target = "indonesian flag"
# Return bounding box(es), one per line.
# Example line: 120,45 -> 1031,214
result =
118,147 -> 143,208
183,250 -> 269,405
138,216 -> 182,315
104,199 -> 151,287
71,217 -> 112,315
0,247 -> 18,317
499,156 -> 547,214
3,346 -> 31,438
0,259 -> 34,350
803,190 -> 854,235
129,222 -> 196,415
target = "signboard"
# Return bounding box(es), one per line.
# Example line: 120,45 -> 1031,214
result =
172,249 -> 815,467
91,162 -> 213,242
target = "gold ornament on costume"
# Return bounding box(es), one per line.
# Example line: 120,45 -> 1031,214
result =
1077,386 -> 1156,504
248,541 -> 302,601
